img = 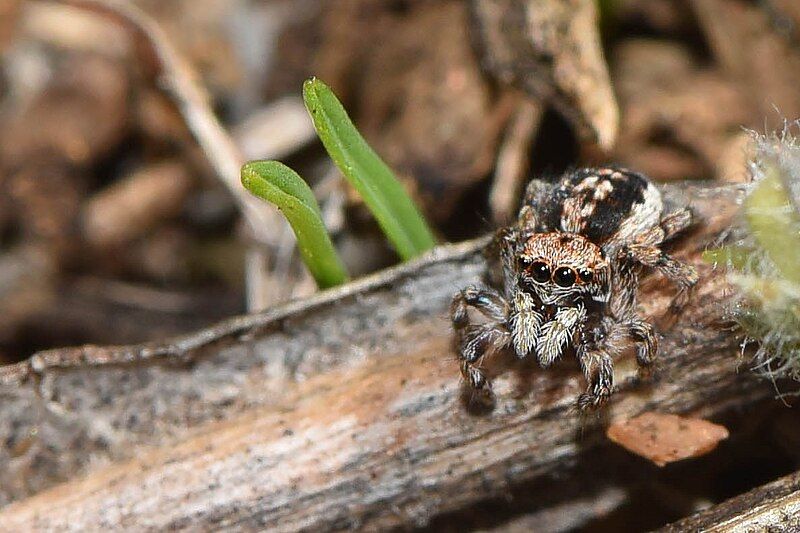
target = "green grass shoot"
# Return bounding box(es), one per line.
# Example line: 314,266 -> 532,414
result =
302,77 -> 437,259
241,161 -> 349,288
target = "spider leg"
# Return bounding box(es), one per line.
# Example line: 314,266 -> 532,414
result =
608,262 -> 639,320
521,178 -> 554,214
604,316 -> 659,374
624,243 -> 698,313
620,207 -> 697,313
451,285 -> 510,392
517,179 -> 557,237
451,285 -> 507,327
576,346 -> 614,411
627,319 -> 658,375
633,208 -> 694,247
536,305 -> 586,367
660,208 -> 693,242
576,316 -> 658,410
497,230 -> 547,359
457,325 -> 510,391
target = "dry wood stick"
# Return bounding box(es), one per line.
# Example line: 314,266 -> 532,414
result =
0,183 -> 773,531
658,470 -> 800,532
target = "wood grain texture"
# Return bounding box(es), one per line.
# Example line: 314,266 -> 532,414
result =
658,470 -> 800,532
0,183 -> 773,531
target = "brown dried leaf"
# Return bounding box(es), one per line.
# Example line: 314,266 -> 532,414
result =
606,412 -> 729,467
470,0 -> 618,149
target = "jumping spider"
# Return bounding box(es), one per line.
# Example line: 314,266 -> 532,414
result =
451,167 -> 699,410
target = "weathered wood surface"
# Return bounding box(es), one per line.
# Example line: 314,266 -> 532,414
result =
658,470 -> 800,532
0,183 -> 774,530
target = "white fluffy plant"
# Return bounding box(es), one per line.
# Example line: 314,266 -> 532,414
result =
706,125 -> 800,388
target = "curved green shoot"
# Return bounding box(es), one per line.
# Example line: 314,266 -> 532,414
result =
302,77 -> 437,259
241,160 -> 349,288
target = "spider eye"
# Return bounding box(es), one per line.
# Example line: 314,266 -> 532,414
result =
530,261 -> 550,283
553,267 -> 577,287
578,269 -> 594,283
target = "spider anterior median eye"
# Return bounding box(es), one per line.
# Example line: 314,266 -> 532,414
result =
531,261 -> 550,282
554,267 -> 577,287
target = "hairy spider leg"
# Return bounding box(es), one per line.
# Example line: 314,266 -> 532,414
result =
622,208 -> 698,314
576,345 -> 615,411
450,285 -> 511,392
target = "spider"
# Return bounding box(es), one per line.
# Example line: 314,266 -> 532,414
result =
450,167 -> 699,410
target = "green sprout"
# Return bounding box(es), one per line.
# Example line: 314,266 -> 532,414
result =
241,161 -> 348,288
303,77 -> 437,259
241,78 -> 436,289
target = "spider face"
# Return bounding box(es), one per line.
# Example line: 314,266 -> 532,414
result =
517,232 -> 610,305
451,167 -> 699,410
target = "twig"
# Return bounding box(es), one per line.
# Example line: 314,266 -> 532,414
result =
469,0 -> 618,149
657,470 -> 800,532
489,98 -> 542,224
0,183 -> 760,530
52,0 -> 300,310
233,96 -> 316,162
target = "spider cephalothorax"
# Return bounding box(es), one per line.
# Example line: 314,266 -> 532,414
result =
451,167 -> 698,410
515,232 -> 611,306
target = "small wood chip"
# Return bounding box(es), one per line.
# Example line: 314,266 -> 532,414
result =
606,412 -> 729,467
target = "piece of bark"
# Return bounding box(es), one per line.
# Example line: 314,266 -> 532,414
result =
0,238 -> 490,505
0,183 -> 771,530
607,412 -> 730,467
657,470 -> 800,532
470,0 -> 619,149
